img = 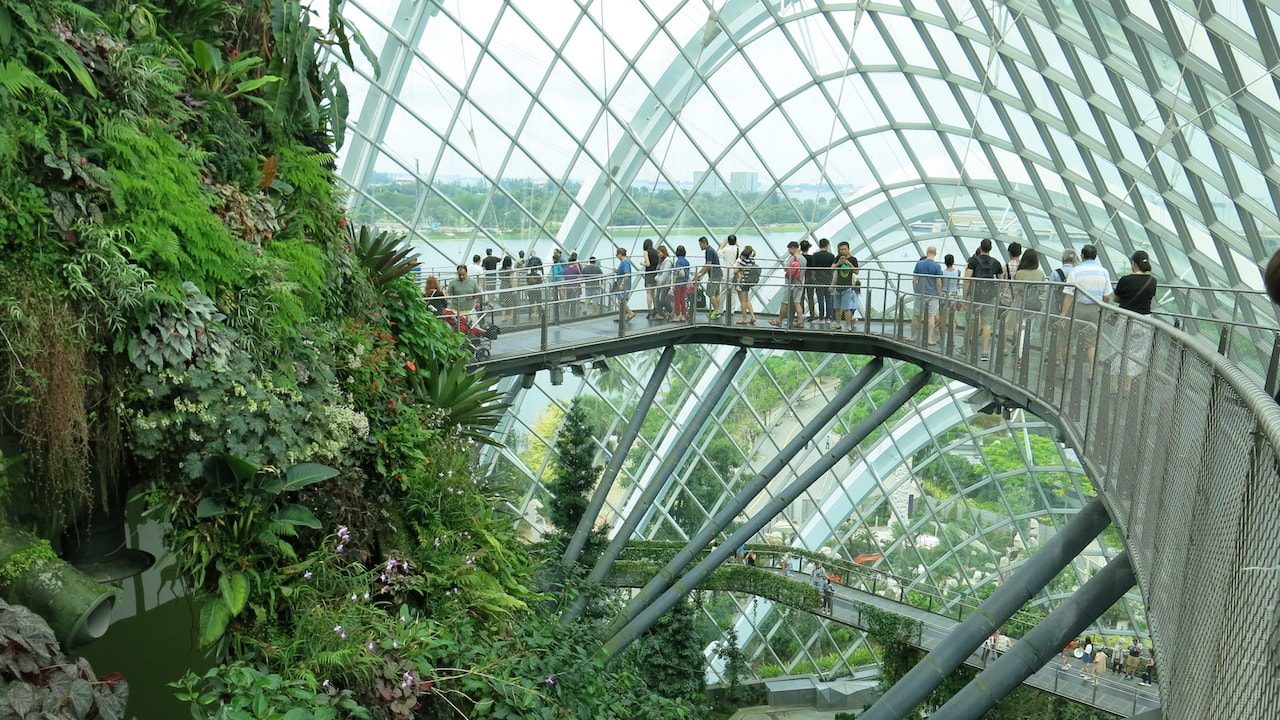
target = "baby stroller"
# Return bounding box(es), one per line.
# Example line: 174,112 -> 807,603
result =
441,304 -> 499,360
650,286 -> 674,322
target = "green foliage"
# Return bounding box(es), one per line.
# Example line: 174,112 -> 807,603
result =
546,402 -> 599,537
349,224 -> 420,289
127,282 -> 230,370
610,561 -> 821,612
414,363 -> 506,447
715,625 -> 747,706
0,539 -> 57,586
862,605 -> 924,705
173,662 -> 370,720
148,455 -> 336,649
628,596 -> 707,706
103,123 -> 252,293
382,278 -> 467,371
262,0 -> 374,150
0,598 -> 128,719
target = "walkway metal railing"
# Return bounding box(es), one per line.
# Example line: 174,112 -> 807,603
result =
609,556 -> 1160,716
442,259 -> 1279,386
618,541 -> 1145,639
468,266 -> 1280,720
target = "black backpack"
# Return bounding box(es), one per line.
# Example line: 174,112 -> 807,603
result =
971,254 -> 1002,280
743,263 -> 760,286
970,254 -> 1002,300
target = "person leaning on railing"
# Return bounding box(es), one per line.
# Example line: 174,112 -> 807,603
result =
424,275 -> 447,315
446,265 -> 481,317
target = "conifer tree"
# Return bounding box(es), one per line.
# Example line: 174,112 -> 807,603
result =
547,401 -> 598,536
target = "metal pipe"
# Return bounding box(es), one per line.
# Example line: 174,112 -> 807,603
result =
856,497 -> 1112,720
561,346 -> 677,571
928,551 -> 1137,720
600,369 -> 932,660
563,348 -> 748,623
605,358 -> 886,634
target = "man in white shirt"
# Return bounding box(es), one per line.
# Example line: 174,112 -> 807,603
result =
1060,244 -> 1114,365
468,254 -> 487,303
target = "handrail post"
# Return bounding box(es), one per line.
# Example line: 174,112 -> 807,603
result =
723,276 -> 733,326
1265,336 -> 1280,397
614,279 -> 624,338
540,291 -> 549,351
1217,324 -> 1231,357
863,271 -> 872,334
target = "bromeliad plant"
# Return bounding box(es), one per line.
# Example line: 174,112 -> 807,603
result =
349,225 -> 419,289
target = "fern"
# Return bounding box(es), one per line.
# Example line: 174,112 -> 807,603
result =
102,123 -> 253,294
0,59 -> 56,100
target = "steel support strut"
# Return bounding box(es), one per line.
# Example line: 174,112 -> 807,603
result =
604,358 -> 885,636
562,348 -> 748,623
600,369 -> 932,660
929,551 -> 1137,720
561,346 -> 677,570
858,497 -> 1113,720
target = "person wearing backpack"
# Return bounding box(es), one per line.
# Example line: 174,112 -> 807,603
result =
673,245 -> 692,321
832,243 -> 860,330
524,250 -> 543,321
771,241 -> 807,328
964,238 -> 1005,360
734,245 -> 758,325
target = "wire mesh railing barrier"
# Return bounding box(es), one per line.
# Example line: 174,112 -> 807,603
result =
462,265 -> 1280,719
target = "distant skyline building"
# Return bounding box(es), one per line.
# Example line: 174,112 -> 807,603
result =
729,171 -> 758,193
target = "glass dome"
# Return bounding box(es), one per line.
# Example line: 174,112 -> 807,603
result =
331,0 -> 1279,679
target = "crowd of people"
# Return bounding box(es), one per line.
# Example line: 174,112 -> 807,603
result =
420,238 -> 1159,375
1059,636 -> 1157,687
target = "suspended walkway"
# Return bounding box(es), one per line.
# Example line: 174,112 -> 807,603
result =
607,561 -> 1159,717
469,268 -> 1280,720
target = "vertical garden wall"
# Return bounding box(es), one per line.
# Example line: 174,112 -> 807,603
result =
0,2 -> 701,718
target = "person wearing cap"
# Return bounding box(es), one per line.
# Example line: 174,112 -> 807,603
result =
1110,250 -> 1158,390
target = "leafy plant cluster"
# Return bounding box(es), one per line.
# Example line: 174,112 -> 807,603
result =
0,599 -> 127,719
0,3 -> 707,719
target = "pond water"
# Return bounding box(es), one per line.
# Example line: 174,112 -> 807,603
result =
74,494 -> 209,720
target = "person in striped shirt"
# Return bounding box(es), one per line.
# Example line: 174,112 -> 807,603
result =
1059,244 -> 1114,365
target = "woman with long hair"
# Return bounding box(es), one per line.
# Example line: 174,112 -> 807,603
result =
424,275 -> 446,315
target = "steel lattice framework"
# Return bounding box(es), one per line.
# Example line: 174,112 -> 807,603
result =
331,0 -> 1280,689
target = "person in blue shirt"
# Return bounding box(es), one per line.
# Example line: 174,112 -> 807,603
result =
912,246 -> 944,344
693,236 -> 722,318
613,247 -> 636,322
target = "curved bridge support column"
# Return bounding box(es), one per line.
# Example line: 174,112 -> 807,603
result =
858,497 -> 1113,720
563,348 -> 748,623
600,370 -> 933,660
930,551 -> 1137,720
606,358 -> 886,636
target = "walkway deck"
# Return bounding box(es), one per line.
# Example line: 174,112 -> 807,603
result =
611,565 -> 1160,717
